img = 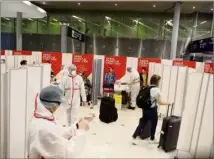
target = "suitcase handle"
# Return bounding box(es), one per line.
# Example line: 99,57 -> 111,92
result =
166,103 -> 174,117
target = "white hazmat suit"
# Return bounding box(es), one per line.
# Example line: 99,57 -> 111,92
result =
127,67 -> 140,108
60,65 -> 86,126
28,88 -> 86,158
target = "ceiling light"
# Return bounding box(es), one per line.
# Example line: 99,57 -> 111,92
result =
211,8 -> 213,11
193,6 -> 195,9
78,3 -> 81,6
200,21 -> 207,24
42,2 -> 46,4
115,4 -> 117,6
23,1 -> 32,6
153,5 -> 156,8
3,17 -> 10,20
37,7 -> 46,13
72,15 -> 81,20
133,20 -> 138,23
105,16 -> 111,20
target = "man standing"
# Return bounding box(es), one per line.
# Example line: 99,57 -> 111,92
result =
60,64 -> 87,126
126,66 -> 140,110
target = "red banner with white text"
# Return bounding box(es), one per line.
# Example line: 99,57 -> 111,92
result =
12,50 -> 32,55
173,60 -> 196,68
1,50 -> 5,55
42,52 -> 62,75
137,58 -> 161,73
72,54 -> 94,77
204,63 -> 214,74
104,55 -> 127,81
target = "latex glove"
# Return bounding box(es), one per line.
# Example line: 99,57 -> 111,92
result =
78,118 -> 89,131
84,114 -> 95,122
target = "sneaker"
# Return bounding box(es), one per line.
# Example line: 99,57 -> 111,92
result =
149,139 -> 159,144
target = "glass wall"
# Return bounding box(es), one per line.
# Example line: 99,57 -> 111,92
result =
1,10 -> 213,40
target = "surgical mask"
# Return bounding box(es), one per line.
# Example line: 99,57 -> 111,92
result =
71,70 -> 77,76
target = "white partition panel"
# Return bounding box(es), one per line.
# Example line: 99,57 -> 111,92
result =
5,55 -> 15,71
7,69 -> 27,158
159,65 -> 171,116
195,75 -> 213,158
32,51 -> 42,64
195,62 -> 204,73
22,56 -> 32,64
41,64 -> 51,88
189,74 -> 209,156
126,57 -> 133,68
25,66 -> 42,157
177,73 -> 203,155
168,66 -> 178,103
148,63 -> 155,84
0,74 -> 7,158
1,64 -> 6,74
62,53 -> 72,65
161,59 -> 173,66
14,55 -> 23,68
173,67 -> 187,116
132,57 -> 138,70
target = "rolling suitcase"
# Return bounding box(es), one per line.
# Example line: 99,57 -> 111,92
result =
99,96 -> 118,123
121,91 -> 128,105
158,104 -> 182,152
139,118 -> 151,139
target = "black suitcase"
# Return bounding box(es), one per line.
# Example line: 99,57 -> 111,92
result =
139,118 -> 151,139
158,104 -> 182,152
121,91 -> 129,105
99,97 -> 118,123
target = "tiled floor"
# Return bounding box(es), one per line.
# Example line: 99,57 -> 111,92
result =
55,104 -> 176,158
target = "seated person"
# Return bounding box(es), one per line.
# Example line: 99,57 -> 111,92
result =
103,66 -> 116,92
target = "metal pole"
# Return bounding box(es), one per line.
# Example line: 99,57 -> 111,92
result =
16,12 -> 22,50
60,24 -> 68,53
170,2 -> 181,60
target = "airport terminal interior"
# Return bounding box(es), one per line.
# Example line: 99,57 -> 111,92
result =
0,1 -> 214,158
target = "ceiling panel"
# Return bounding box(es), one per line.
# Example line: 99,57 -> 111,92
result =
33,1 -> 213,13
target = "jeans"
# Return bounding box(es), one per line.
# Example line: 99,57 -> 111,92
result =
133,107 -> 158,140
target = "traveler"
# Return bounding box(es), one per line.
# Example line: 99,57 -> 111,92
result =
132,74 -> 172,144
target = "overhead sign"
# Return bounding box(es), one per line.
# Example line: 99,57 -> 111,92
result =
187,37 -> 213,53
67,27 -> 85,42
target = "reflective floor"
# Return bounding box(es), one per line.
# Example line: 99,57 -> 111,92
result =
55,104 -> 176,158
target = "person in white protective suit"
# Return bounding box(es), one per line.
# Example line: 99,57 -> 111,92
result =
28,85 -> 91,158
126,66 -> 140,110
60,64 -> 87,126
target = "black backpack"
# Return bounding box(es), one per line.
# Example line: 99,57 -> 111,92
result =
136,85 -> 156,109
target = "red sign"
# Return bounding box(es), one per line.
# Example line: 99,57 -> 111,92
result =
42,52 -> 62,75
104,56 -> 127,81
72,54 -> 94,77
204,63 -> 214,74
1,50 -> 5,55
137,58 -> 161,73
173,60 -> 196,68
12,50 -> 32,55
